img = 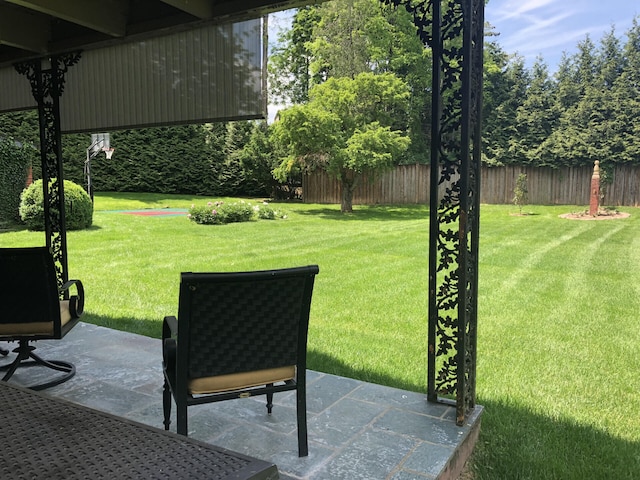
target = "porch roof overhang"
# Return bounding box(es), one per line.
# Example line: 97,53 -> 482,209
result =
0,0 -> 311,69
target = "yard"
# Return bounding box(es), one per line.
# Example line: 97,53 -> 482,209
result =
1,193 -> 638,479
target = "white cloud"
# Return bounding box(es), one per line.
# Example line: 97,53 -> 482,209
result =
486,0 -> 638,70
493,0 -> 558,21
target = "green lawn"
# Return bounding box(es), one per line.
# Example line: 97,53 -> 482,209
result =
1,193 -> 638,479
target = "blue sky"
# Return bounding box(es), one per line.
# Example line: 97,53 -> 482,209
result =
270,1 -> 639,71
485,0 -> 639,71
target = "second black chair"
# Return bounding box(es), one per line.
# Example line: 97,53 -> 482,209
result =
162,265 -> 319,457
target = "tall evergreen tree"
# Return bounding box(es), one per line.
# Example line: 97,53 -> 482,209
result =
219,122 -> 253,196
539,54 -> 584,166
513,58 -> 557,166
0,110 -> 39,176
575,35 -> 598,90
611,18 -> 640,164
235,121 -> 279,197
597,27 -> 624,90
481,41 -> 519,165
554,53 -> 581,110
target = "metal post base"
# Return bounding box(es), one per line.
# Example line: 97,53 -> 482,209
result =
0,341 -> 75,391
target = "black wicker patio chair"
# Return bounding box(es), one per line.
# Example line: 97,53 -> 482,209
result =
162,265 -> 319,457
0,247 -> 84,390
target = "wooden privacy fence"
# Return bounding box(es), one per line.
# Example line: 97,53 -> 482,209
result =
302,164 -> 640,206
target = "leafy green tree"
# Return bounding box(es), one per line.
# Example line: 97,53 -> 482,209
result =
269,0 -> 431,164
369,2 -> 432,163
273,72 -> 410,212
268,6 -> 319,105
308,0 -> 374,80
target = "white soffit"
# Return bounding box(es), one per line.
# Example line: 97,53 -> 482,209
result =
0,66 -> 36,111
0,18 -> 266,131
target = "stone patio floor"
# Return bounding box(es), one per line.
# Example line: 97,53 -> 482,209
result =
1,322 -> 482,480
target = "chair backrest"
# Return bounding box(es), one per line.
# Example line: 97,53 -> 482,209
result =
177,265 -> 319,380
0,247 -> 61,326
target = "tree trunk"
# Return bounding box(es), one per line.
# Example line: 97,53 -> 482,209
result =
340,177 -> 354,213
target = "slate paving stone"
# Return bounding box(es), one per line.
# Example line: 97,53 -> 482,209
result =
3,322 -> 482,479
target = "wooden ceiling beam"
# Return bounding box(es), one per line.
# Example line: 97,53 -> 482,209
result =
0,5 -> 50,53
159,0 -> 214,19
6,0 -> 129,37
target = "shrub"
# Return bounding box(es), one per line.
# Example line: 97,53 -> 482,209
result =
188,200 -> 254,225
188,200 -> 289,226
255,203 -> 287,220
221,201 -> 254,223
20,179 -> 93,230
256,204 -> 276,220
0,138 -> 30,223
189,200 -> 289,225
187,202 -> 226,225
513,173 -> 528,214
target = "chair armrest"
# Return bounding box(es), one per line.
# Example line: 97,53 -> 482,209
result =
60,279 -> 85,318
163,337 -> 177,371
162,316 -> 178,371
162,315 -> 178,339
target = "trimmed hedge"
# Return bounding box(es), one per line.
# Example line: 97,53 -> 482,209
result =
20,179 -> 93,230
0,137 -> 30,223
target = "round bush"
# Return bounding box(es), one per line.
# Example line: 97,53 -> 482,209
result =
20,179 -> 93,230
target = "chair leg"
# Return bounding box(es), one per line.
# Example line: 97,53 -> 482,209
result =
176,399 -> 188,436
266,384 -> 274,415
163,379 -> 172,431
296,385 -> 309,457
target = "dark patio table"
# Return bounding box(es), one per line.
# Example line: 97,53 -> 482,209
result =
0,381 -> 279,479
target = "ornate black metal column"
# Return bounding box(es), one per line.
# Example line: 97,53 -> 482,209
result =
15,53 -> 81,287
384,0 -> 483,425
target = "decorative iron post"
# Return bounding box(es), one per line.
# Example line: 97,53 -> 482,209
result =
384,0 -> 483,425
15,53 -> 81,287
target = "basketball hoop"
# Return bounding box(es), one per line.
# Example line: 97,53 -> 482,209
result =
103,147 -> 115,160
85,134 -> 114,202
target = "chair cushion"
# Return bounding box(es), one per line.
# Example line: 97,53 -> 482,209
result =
60,300 -> 73,324
189,366 -> 296,395
0,300 -> 73,336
